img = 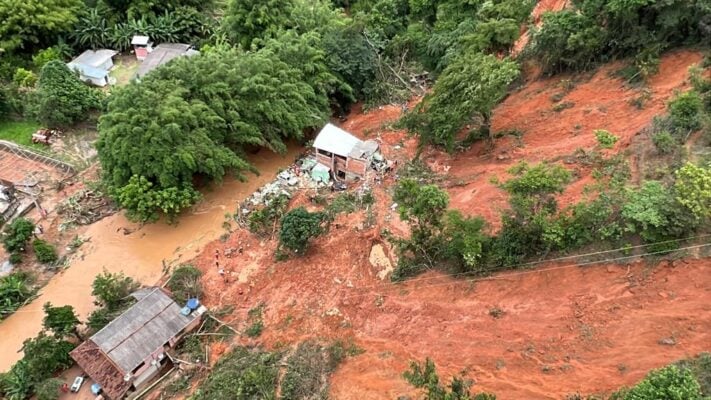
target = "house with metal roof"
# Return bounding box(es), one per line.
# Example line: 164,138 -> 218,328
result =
67,49 -> 117,87
313,123 -> 381,181
70,288 -> 206,399
135,43 -> 199,79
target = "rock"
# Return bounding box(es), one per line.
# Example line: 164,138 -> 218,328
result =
658,337 -> 676,346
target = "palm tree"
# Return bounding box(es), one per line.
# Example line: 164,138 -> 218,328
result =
72,9 -> 110,49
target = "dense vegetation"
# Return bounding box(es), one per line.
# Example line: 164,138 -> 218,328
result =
190,341 -> 356,400
529,0 -> 711,76
0,305 -> 79,400
0,272 -> 35,321
86,270 -> 140,333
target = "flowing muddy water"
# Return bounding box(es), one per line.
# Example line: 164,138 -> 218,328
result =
0,146 -> 302,371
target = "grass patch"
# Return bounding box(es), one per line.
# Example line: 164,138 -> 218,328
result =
0,120 -> 42,149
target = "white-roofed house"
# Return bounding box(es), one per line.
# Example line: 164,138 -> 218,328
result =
66,49 -> 117,87
313,123 -> 380,181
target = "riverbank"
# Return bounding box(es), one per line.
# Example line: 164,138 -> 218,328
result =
0,146 -> 302,371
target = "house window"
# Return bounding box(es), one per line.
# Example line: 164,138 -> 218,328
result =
317,149 -> 332,157
337,170 -> 346,179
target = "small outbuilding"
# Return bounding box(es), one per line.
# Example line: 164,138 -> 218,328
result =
313,123 -> 381,181
67,49 -> 117,87
131,35 -> 153,60
135,43 -> 199,79
70,288 -> 206,400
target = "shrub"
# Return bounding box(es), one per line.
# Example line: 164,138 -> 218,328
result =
279,207 -> 325,254
167,264 -> 203,305
190,347 -> 280,400
403,358 -> 497,399
34,60 -> 100,128
32,48 -> 62,70
13,68 -> 37,88
652,131 -> 677,154
594,129 -> 618,149
32,240 -> 58,264
668,91 -> 703,134
35,378 -> 62,400
0,272 -> 34,319
247,194 -> 289,237
674,162 -> 711,221
612,365 -> 702,400
2,218 -> 35,253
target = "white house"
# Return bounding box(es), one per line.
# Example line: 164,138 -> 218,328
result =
67,49 -> 117,87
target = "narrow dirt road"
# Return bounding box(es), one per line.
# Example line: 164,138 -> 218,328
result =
0,146 -> 302,372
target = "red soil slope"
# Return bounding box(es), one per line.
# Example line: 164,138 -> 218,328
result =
188,50 -> 709,399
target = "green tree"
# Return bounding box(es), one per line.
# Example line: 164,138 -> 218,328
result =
71,9 -> 111,49
2,218 -> 35,254
167,264 -> 202,304
91,271 -> 139,310
668,91 -> 704,134
32,239 -> 58,264
35,378 -> 62,400
99,47 -> 330,221
42,303 -> 81,339
492,162 -> 572,266
87,271 -> 139,333
0,360 -> 32,400
674,162 -> 711,221
0,0 -> 82,53
21,333 -> 75,385
0,273 -> 34,320
404,358 -> 496,400
622,181 -> 699,244
34,60 -> 100,128
403,52 -> 519,153
223,0 -> 294,48
613,365 -> 702,400
392,179 -> 489,279
279,207 -> 325,254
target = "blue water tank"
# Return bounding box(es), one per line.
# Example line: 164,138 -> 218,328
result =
187,298 -> 200,310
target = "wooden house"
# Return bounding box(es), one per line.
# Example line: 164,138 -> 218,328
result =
70,288 -> 205,399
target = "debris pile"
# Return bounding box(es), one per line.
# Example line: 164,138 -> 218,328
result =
56,190 -> 115,228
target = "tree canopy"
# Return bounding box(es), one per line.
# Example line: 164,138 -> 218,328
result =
98,42 -> 338,221
403,52 -> 520,152
34,60 -> 100,128
0,0 -> 82,53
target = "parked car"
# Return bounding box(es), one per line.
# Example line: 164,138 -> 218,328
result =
70,375 -> 85,392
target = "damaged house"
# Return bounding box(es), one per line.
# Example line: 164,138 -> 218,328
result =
70,288 -> 205,399
313,123 -> 385,181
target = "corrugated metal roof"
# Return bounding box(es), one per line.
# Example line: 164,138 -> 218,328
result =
67,62 -> 108,79
313,123 -> 362,157
90,288 -> 198,373
72,49 -> 117,68
135,44 -> 198,78
132,36 -> 150,45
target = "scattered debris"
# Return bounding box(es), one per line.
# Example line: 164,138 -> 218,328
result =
56,189 -> 115,228
657,337 -> 676,346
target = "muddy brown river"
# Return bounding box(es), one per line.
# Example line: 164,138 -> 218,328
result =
0,147 -> 302,371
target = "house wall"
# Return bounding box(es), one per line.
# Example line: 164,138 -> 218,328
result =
98,58 -> 114,71
346,158 -> 367,176
81,75 -> 108,87
135,46 -> 149,60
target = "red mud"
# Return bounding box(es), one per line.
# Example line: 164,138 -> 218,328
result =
440,49 -> 703,227
186,50 -> 709,400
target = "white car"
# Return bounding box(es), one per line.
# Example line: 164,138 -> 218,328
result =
70,376 -> 85,393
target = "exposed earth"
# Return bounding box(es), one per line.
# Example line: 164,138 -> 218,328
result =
182,49 -> 711,399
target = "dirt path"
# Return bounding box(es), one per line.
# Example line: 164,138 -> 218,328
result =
0,146 -> 302,372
